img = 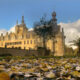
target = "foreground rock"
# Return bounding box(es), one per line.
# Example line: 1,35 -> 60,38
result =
0,72 -> 10,80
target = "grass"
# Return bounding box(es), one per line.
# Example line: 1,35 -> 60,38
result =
0,55 -> 78,61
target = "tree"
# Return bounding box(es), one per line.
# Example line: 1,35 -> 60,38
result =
34,15 -> 50,49
65,45 -> 74,56
71,38 -> 80,56
34,12 -> 58,55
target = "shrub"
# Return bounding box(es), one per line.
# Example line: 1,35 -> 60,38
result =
0,53 -> 12,57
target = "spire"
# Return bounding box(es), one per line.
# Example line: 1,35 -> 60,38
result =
62,28 -> 64,33
16,20 -> 18,25
62,28 -> 64,36
21,16 -> 25,24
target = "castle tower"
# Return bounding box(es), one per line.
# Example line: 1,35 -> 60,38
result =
50,12 -> 58,53
15,16 -> 28,35
48,11 -> 65,56
51,11 -> 58,33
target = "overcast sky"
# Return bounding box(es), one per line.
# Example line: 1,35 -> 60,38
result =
0,0 -> 80,48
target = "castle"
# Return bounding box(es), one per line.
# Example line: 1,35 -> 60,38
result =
0,12 -> 65,56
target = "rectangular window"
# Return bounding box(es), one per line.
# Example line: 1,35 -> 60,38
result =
24,41 -> 26,44
26,34 -> 30,39
27,40 -> 29,44
31,40 -> 32,44
19,42 -> 22,44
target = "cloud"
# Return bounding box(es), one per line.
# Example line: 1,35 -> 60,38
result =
0,29 -> 7,36
0,25 -> 15,35
28,28 -> 34,31
59,19 -> 80,49
0,26 -> 33,36
8,26 -> 15,33
0,19 -> 80,49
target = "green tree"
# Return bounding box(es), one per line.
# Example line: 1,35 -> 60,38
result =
65,45 -> 74,56
71,38 -> 80,56
34,15 -> 50,49
34,12 -> 58,56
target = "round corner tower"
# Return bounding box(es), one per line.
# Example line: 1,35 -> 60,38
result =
50,11 -> 65,56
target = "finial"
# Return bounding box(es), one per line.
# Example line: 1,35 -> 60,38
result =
62,28 -> 64,33
22,16 -> 24,24
16,20 -> 18,25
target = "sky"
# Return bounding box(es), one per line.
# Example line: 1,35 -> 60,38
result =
0,0 -> 80,30
0,0 -> 80,48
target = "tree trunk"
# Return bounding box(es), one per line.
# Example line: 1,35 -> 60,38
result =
53,38 -> 55,54
43,38 -> 46,49
78,46 -> 80,57
43,36 -> 46,55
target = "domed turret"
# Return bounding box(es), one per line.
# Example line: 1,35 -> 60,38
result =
51,11 -> 57,22
52,11 -> 56,17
